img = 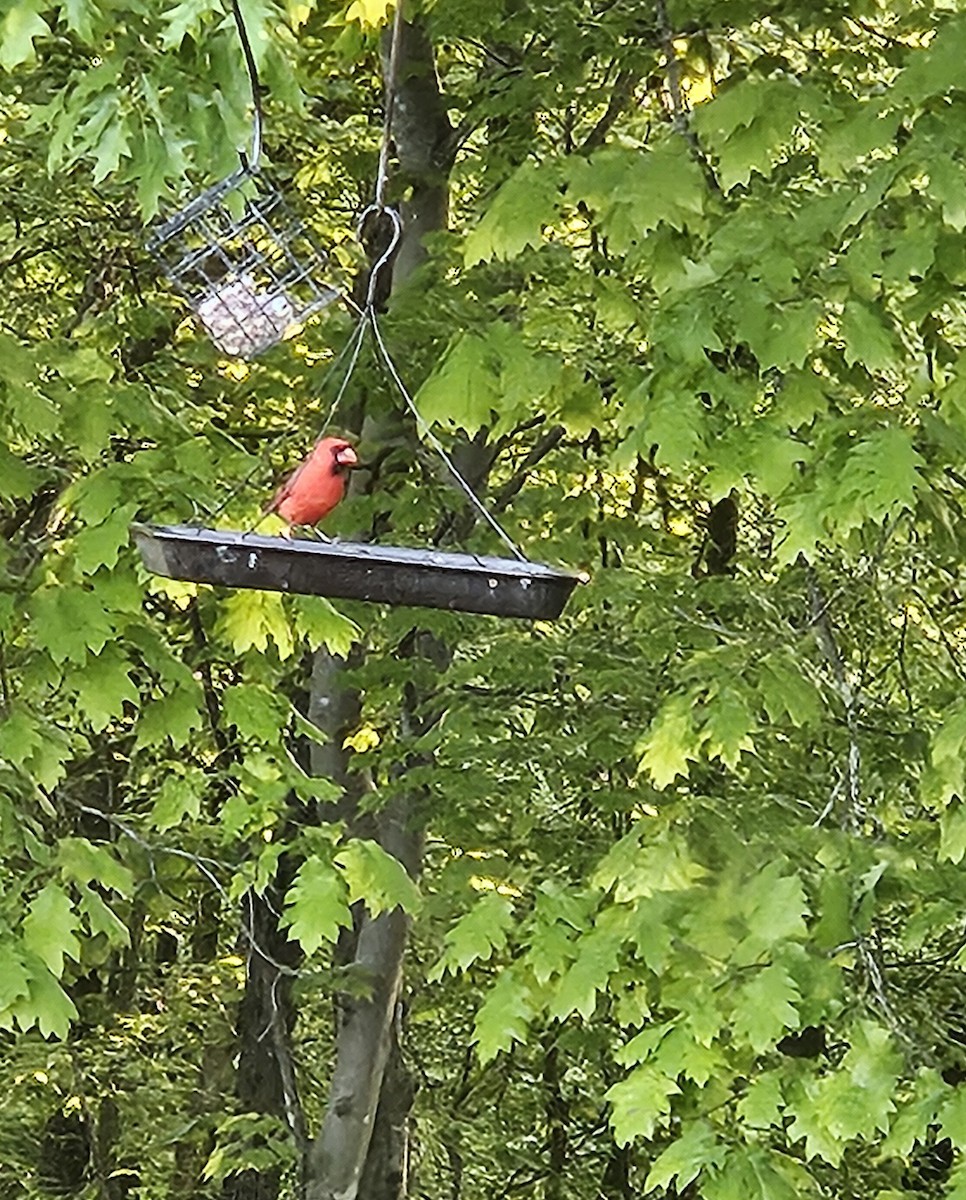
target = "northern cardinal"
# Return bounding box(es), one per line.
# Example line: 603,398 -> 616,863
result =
267,436 -> 360,531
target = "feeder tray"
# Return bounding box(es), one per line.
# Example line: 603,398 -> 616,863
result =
147,166 -> 338,359
132,524 -> 580,620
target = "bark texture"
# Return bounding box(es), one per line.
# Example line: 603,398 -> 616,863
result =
304,17 -> 454,1200
224,890 -> 305,1200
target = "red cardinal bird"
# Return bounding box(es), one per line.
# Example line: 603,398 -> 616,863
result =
267,436 -> 359,531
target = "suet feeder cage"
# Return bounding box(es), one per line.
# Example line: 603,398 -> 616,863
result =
147,164 -> 339,359
132,0 -> 583,622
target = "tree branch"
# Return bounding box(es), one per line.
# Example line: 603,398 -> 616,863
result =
581,67 -> 638,152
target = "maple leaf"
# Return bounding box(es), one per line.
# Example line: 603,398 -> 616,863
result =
732,964 -> 801,1052
473,967 -> 535,1063
464,161 -> 560,265
645,1120 -> 723,1194
336,839 -> 421,917
606,1067 -> 680,1146
431,892 -> 514,978
0,0 -> 49,70
22,885 -> 81,977
57,837 -> 134,895
12,967 -> 78,1040
638,695 -> 700,789
283,858 -> 351,955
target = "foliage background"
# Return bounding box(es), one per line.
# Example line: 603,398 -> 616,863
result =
3,0 -> 966,1196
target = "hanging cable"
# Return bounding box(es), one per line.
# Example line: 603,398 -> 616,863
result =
368,312 -> 528,562
206,316 -> 370,525
210,0 -> 532,562
228,0 -> 264,170
374,0 -> 406,210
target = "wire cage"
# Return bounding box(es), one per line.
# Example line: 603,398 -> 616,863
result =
147,164 -> 340,359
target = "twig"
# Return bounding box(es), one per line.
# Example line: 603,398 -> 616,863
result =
653,0 -> 720,192
581,67 -> 638,152
491,425 -> 566,514
55,791 -> 300,980
806,567 -> 910,1044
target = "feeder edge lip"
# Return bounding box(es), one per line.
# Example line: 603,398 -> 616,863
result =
130,522 -> 580,582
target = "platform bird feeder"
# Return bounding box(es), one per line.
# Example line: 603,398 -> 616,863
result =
132,525 -> 580,620
147,165 -> 339,359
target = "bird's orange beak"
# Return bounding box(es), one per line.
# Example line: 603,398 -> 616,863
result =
335,445 -> 360,468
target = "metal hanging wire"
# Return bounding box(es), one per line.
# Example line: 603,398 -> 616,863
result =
204,0 -> 528,562
306,0 -> 528,560
368,313 -> 528,561
147,0 -> 338,359
228,0 -> 264,170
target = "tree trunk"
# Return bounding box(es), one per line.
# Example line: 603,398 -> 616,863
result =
304,20 -> 454,1200
223,889 -> 305,1200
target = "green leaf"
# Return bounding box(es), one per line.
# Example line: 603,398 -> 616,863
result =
135,685 -> 203,749
283,858 -> 351,955
0,0 -> 49,69
132,124 -> 189,220
57,837 -> 134,894
59,0 -> 97,40
69,646 -> 138,732
344,0 -> 393,25
737,864 -> 809,954
0,445 -> 41,499
0,943 -> 31,1010
432,892 -> 514,977
692,78 -> 812,191
414,332 -> 500,433
929,701 -> 966,805
148,763 -> 205,830
737,1072 -> 785,1130
840,301 -> 899,373
837,426 -> 924,528
788,1021 -> 900,1162
223,684 -> 288,743
732,964 -> 800,1053
30,585 -> 115,666
219,592 -> 295,659
940,802 -> 966,865
567,141 -> 705,245
638,695 -> 699,789
464,160 -> 560,265
704,1146 -> 809,1200
940,1087 -> 966,1149
895,16 -> 966,104
547,922 -> 622,1021
606,1066 -> 680,1145
22,885 -> 81,977
336,839 -> 422,917
473,967 -> 535,1062
702,688 -> 755,770
76,885 -> 130,947
776,370 -> 829,430
629,386 -> 705,471
786,1082 -> 846,1166
160,0 -> 217,49
11,965 -> 78,1040
883,1068 -> 945,1158
645,1120 -> 723,1193
735,298 -> 821,371
594,828 -> 706,901
71,505 -> 139,575
289,596 -> 360,656
758,655 -> 822,727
